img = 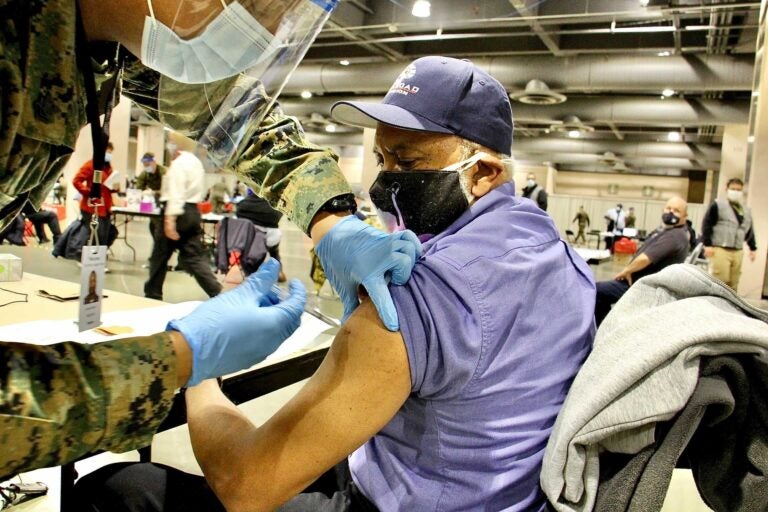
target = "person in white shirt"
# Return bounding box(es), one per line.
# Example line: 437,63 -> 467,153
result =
603,203 -> 627,252
144,149 -> 222,300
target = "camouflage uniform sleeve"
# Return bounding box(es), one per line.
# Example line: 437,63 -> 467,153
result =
0,334 -> 177,478
135,171 -> 149,191
232,107 -> 351,235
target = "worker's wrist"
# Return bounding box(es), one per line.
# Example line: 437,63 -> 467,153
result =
168,330 -> 193,388
309,211 -> 352,244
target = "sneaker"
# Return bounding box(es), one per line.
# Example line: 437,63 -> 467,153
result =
104,267 -> 111,274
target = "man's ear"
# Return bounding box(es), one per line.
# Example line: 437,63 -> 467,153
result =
469,155 -> 505,199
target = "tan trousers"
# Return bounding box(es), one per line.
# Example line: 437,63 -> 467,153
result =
710,246 -> 743,289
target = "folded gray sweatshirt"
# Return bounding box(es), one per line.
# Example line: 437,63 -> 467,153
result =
540,264 -> 768,512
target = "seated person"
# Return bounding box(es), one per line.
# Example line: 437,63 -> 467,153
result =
594,196 -> 690,326
22,203 -> 62,244
0,214 -> 25,246
74,56 -> 596,512
236,190 -> 286,282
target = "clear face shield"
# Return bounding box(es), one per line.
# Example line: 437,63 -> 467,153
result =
140,0 -> 337,168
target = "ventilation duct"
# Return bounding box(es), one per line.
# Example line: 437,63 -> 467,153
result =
598,151 -> 619,164
281,96 -> 748,127
612,161 -> 631,172
509,79 -> 566,105
285,54 -> 754,95
550,115 -> 594,133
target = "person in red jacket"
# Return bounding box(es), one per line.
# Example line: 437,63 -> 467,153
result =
73,141 -> 116,246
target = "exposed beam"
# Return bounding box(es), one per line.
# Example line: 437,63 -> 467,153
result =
346,0 -> 374,15
606,122 -> 625,141
673,14 -> 682,54
508,0 -> 562,56
325,19 -> 403,62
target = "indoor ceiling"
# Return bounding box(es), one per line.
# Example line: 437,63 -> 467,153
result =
279,0 -> 762,178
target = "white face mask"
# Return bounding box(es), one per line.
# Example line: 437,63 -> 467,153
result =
141,1 -> 276,84
527,179 -> 536,188
104,152 -> 113,163
143,165 -> 155,173
727,189 -> 744,203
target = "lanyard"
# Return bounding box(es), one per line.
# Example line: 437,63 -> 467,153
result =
74,6 -> 123,244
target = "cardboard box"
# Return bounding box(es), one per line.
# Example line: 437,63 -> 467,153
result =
0,254 -> 23,282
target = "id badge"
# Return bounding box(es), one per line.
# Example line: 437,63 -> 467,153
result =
78,245 -> 107,332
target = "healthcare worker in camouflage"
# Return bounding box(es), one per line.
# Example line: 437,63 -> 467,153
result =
0,0 -> 420,479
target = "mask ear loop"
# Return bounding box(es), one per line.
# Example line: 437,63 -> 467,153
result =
442,151 -> 488,174
387,182 -> 406,231
146,0 -> 157,26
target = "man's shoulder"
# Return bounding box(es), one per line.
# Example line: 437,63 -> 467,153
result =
420,196 -> 560,271
655,226 -> 690,251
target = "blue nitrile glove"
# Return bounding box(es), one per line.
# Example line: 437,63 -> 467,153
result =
168,259 -> 307,386
314,215 -> 421,331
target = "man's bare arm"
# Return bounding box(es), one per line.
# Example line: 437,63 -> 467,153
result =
186,299 -> 412,512
614,253 -> 652,285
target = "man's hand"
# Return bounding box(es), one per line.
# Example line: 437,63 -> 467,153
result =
704,246 -> 715,258
748,250 -> 757,262
167,259 -> 307,386
164,216 -> 180,240
314,216 -> 421,331
614,268 -> 633,286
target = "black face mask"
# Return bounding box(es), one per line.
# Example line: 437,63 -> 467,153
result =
369,171 -> 469,238
661,212 -> 680,226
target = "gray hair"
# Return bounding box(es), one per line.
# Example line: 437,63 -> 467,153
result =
457,138 -> 513,180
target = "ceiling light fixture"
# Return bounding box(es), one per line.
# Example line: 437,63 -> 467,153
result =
300,90 -> 313,99
412,0 -> 431,18
325,124 -> 337,133
551,115 -> 594,137
339,60 -> 350,66
657,51 -> 671,57
667,131 -> 681,142
639,0 -> 650,6
509,79 -> 567,105
662,88 -> 675,97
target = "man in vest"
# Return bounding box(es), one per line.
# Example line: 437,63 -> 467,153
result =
702,178 -> 758,289
522,173 -> 548,211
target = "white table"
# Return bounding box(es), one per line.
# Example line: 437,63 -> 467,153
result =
0,273 -> 336,511
574,247 -> 612,265
110,207 -> 227,262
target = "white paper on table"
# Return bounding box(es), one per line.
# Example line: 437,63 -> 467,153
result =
267,313 -> 337,361
0,304 -> 336,363
0,302 -> 200,345
103,170 -> 121,190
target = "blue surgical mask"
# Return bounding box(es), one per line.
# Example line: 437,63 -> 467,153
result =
104,152 -> 113,164
140,1 -> 276,84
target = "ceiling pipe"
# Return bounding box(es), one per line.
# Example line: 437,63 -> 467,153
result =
284,54 -> 754,94
512,138 -> 721,161
514,152 -> 715,170
281,95 -> 749,126
303,131 -> 722,168
558,165 -> 687,177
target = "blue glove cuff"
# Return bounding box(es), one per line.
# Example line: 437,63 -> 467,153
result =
167,318 -> 203,387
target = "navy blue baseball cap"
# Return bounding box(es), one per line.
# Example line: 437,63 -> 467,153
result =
331,56 -> 513,155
